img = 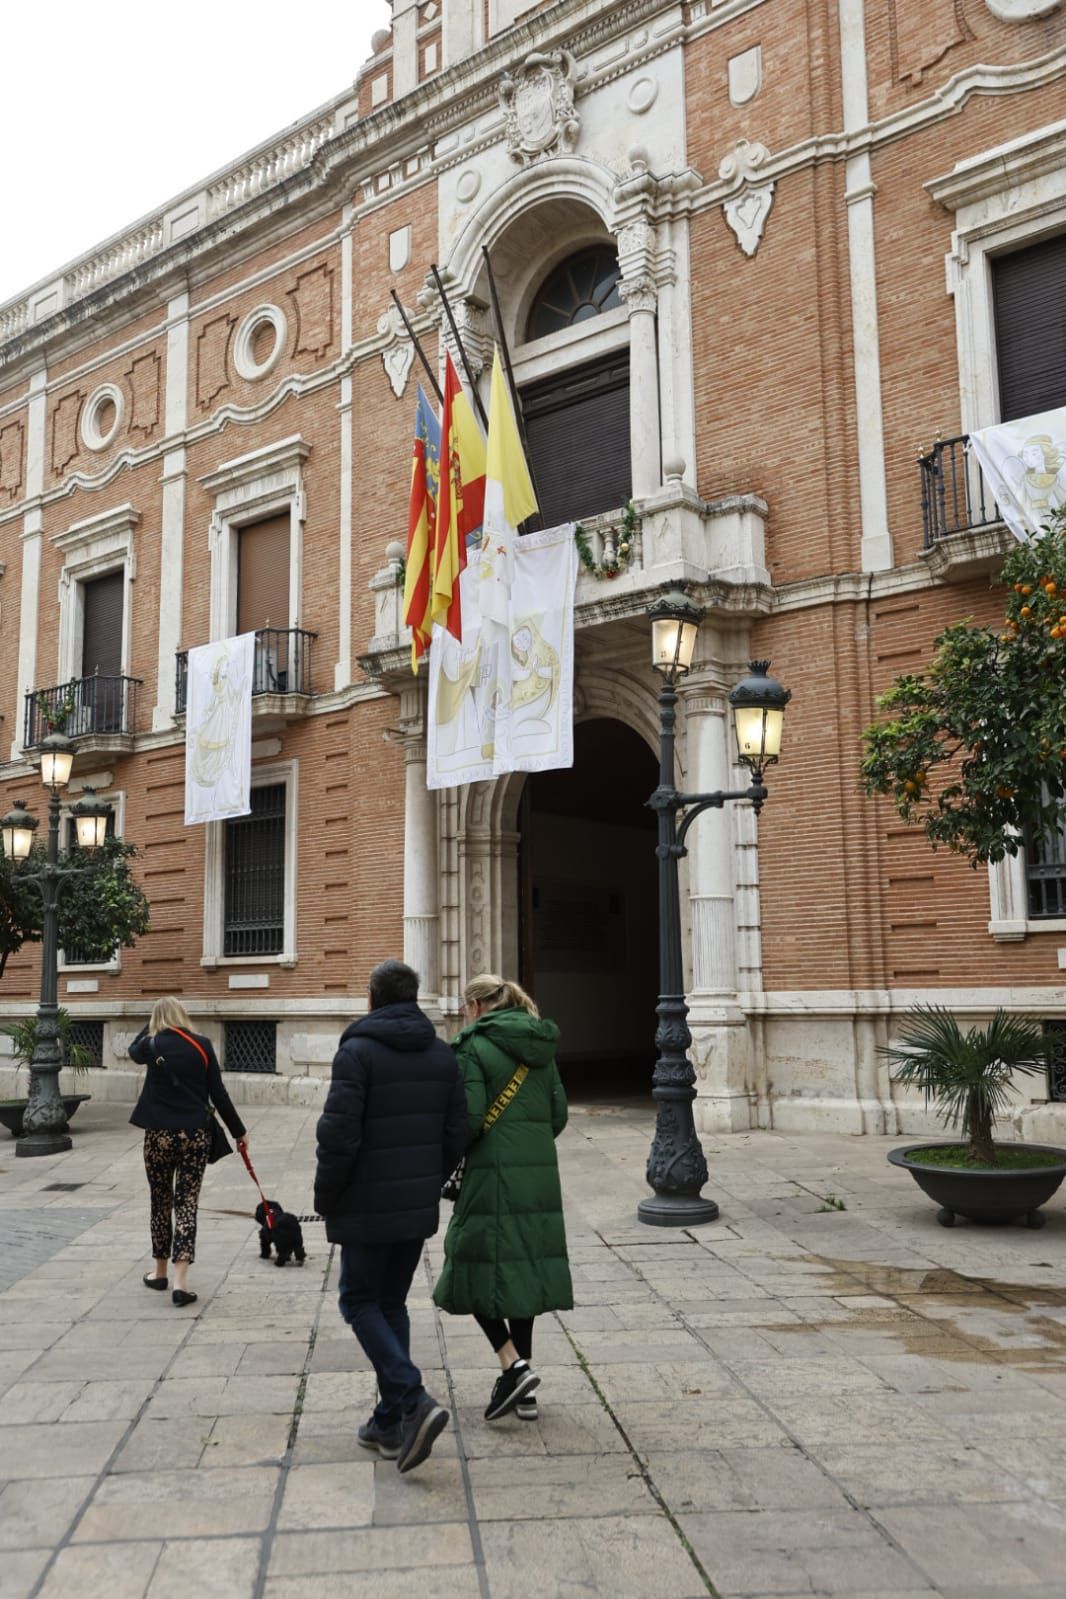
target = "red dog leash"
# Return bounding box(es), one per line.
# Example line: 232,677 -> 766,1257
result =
239,1143 -> 274,1228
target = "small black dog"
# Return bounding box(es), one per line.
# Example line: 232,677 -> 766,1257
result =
255,1200 -> 306,1267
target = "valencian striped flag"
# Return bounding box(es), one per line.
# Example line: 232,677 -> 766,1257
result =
432,354 -> 486,640
402,385 -> 442,671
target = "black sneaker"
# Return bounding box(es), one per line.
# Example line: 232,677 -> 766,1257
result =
357,1417 -> 402,1460
484,1360 -> 540,1421
515,1395 -> 539,1421
396,1392 -> 449,1474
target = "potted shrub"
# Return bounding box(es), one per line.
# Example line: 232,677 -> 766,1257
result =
0,1009 -> 95,1137
884,1007 -> 1066,1228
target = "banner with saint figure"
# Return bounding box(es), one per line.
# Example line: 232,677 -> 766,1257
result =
184,633 -> 255,825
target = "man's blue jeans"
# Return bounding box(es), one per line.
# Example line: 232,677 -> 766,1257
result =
338,1238 -> 426,1425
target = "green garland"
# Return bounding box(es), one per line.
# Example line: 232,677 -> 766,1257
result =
574,501 -> 640,579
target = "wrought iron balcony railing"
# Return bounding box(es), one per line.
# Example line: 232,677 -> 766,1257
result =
919,434 -> 1002,547
174,628 -> 316,715
24,675 -> 141,747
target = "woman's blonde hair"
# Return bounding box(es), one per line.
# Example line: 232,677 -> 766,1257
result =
463,972 -> 539,1018
149,996 -> 194,1035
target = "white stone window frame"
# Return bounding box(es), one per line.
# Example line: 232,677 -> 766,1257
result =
930,120 -> 1066,437
58,786 -> 126,974
201,760 -> 299,970
232,303 -> 288,382
80,383 -> 125,452
52,503 -> 138,696
199,437 -> 309,644
930,124 -> 1066,941
510,303 -> 631,388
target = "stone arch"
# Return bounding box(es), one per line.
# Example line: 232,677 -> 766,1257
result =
445,157 -> 619,349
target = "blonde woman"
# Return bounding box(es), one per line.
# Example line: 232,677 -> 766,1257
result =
434,974 -> 572,1422
129,998 -> 247,1307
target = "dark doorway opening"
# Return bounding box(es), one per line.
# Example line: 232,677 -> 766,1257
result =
519,718 -> 658,1101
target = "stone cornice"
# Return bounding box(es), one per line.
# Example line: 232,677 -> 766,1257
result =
925,116 -> 1066,210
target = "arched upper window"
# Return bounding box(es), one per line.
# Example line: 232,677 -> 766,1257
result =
526,246 -> 622,341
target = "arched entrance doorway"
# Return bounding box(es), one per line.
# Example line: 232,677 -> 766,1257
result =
518,718 -> 659,1099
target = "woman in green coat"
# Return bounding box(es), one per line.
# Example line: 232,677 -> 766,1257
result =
434,973 -> 573,1423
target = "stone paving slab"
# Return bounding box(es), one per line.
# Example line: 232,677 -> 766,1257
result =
3,1102 -> 1066,1596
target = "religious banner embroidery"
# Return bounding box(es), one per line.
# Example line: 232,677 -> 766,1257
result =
426,522 -> 577,789
184,633 -> 255,824
968,407 -> 1066,542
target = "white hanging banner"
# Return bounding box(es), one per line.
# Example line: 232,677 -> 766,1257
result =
968,407 -> 1066,543
426,523 -> 577,789
184,633 -> 255,825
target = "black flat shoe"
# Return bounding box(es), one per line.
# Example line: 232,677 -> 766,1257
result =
172,1289 -> 197,1307
143,1273 -> 168,1290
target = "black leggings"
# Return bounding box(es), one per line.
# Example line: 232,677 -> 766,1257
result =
474,1314 -> 534,1361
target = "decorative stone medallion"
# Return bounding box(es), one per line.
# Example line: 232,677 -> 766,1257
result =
499,50 -> 582,165
718,139 -> 775,258
377,305 -> 415,399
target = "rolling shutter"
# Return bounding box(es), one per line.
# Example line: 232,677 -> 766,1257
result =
521,349 -> 632,529
992,232 -> 1066,421
81,572 -> 123,678
237,513 -> 290,633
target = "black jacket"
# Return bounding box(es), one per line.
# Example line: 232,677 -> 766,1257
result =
314,1001 -> 467,1245
128,1025 -> 246,1140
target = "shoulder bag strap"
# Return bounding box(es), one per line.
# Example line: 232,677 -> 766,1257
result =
152,1028 -> 215,1126
481,1063 -> 528,1132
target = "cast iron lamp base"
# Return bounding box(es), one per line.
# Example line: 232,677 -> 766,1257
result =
638,1192 -> 719,1227
17,1131 -> 73,1158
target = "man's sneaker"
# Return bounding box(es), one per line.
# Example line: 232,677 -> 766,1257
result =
515,1395 -> 539,1421
357,1416 -> 401,1459
396,1392 -> 449,1474
484,1360 -> 540,1421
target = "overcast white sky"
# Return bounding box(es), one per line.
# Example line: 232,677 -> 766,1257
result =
0,0 -> 391,306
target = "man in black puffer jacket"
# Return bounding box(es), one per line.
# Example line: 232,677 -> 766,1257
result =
315,959 -> 467,1475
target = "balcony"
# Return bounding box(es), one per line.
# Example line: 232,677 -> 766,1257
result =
24,675 -> 141,755
175,628 -> 316,726
918,434 -> 1015,580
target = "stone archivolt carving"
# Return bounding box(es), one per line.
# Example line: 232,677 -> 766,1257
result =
499,49 -> 583,165
718,139 -> 775,258
377,303 -> 416,399
985,0 -> 1063,17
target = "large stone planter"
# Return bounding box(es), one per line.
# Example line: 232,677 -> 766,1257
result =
888,1142 -> 1066,1228
0,1094 -> 92,1139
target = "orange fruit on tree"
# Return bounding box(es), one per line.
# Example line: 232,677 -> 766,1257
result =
996,785 -> 1015,799
1020,606 -> 1032,617
1021,584 -> 1033,595
1046,582 -> 1058,596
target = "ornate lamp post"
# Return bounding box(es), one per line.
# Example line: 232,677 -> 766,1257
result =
1,737 -> 111,1158
641,591 -> 790,1226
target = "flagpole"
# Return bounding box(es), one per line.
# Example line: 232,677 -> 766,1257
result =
481,244 -> 543,524
430,264 -> 489,430
390,290 -> 443,407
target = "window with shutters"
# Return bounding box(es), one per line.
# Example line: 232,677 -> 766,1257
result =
54,504 -> 137,709
79,571 -> 125,733
992,232 -> 1066,421
199,437 -> 308,649
202,762 -> 298,966
517,248 -> 631,528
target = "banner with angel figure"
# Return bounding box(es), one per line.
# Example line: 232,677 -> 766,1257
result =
184,633 -> 255,824
968,406 -> 1066,542
426,523 -> 577,790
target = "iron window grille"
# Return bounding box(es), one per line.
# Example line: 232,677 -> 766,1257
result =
223,783 -> 286,957
67,1020 -> 104,1069
224,1020 -> 277,1074
1025,813 -> 1066,920
1045,1022 -> 1066,1104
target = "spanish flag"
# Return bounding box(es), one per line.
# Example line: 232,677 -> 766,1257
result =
431,354 -> 486,640
402,385 -> 441,671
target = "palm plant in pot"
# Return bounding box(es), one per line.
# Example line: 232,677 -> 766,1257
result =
884,1007 -> 1066,1228
0,1009 -> 96,1137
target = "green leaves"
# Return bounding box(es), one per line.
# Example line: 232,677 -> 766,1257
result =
879,1006 -> 1049,1163
861,507 -> 1066,865
0,1008 -> 96,1078
0,835 -> 150,979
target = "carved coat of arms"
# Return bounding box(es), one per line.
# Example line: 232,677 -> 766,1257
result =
499,50 -> 582,166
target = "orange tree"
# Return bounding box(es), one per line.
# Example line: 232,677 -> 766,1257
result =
861,506 -> 1066,866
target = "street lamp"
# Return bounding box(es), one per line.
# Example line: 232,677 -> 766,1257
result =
1,737 -> 112,1158
641,590 -> 791,1227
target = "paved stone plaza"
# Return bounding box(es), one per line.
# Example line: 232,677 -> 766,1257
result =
2,1101 -> 1066,1598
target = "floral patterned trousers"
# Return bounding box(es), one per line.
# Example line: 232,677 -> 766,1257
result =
143,1127 -> 210,1263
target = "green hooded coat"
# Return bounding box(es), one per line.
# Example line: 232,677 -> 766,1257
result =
433,1007 -> 573,1319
